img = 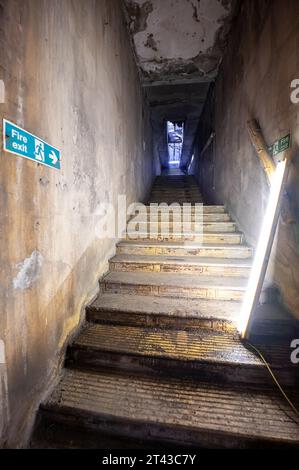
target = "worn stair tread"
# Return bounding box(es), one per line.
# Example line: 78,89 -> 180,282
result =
135,221 -> 237,227
118,240 -> 251,250
126,232 -> 243,238
125,234 -> 243,245
149,194 -> 202,196
117,241 -> 252,260
88,293 -> 240,322
71,324 -> 297,374
135,214 -> 232,223
150,194 -> 202,196
110,254 -> 252,268
72,323 -> 262,366
148,200 -> 204,204
103,271 -> 248,290
143,205 -> 226,213
150,192 -> 202,196
43,369 -> 299,445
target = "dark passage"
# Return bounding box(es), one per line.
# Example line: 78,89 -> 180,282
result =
167,121 -> 184,169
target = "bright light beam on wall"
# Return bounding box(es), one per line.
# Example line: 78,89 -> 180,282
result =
238,158 -> 288,339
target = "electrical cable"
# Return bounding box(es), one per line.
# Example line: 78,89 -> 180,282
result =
244,340 -> 299,420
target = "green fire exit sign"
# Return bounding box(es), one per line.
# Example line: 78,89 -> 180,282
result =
268,134 -> 291,158
3,119 -> 61,170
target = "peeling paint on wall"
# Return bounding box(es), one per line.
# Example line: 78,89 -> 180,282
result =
13,251 -> 43,290
126,0 -> 154,34
124,0 -> 235,84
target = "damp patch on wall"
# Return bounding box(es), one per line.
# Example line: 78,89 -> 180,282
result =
13,251 -> 44,290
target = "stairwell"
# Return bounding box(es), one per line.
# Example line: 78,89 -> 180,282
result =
32,174 -> 299,449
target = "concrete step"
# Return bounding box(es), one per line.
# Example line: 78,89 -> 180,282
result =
150,190 -> 202,195
148,200 -> 204,204
150,192 -> 201,196
39,368 -> 299,448
148,198 -> 204,202
151,187 -> 201,191
151,185 -> 200,189
67,324 -> 264,383
149,194 -> 202,198
67,324 -> 297,386
151,184 -> 200,188
142,205 -> 226,213
31,419 -> 159,449
109,254 -> 251,277
149,194 -> 203,199
131,221 -> 237,233
132,213 -> 232,222
152,181 -> 198,186
151,185 -> 201,189
102,271 -> 247,301
87,293 -> 240,332
117,240 -> 253,259
126,232 -> 243,244
149,192 -> 202,196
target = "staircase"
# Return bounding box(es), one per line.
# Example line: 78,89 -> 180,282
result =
32,174 -> 299,449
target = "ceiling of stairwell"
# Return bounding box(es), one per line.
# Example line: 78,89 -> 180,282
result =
123,0 -> 235,85
123,0 -> 236,169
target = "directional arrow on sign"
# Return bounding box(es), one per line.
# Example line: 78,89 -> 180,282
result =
49,150 -> 58,165
3,119 -> 61,170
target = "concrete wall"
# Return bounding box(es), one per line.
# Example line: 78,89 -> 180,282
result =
194,0 -> 299,319
0,0 -> 153,447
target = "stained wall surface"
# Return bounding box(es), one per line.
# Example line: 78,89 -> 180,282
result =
193,0 -> 299,319
0,0 -> 153,447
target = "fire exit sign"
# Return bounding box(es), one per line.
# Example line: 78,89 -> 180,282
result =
3,119 -> 61,170
268,134 -> 291,159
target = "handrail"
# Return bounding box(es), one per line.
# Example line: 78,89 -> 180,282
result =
247,119 -> 276,184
